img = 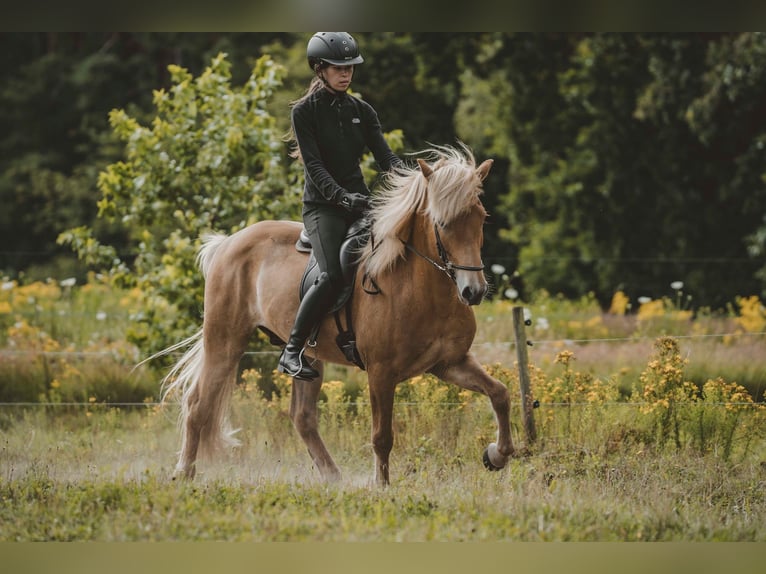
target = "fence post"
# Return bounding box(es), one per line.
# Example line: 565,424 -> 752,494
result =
512,306 -> 537,444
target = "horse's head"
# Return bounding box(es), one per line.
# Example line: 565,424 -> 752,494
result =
418,154 -> 493,306
363,144 -> 494,306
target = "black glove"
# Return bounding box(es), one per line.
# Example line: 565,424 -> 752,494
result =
338,190 -> 370,214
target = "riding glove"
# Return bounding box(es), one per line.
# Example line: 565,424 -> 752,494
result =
337,190 -> 370,214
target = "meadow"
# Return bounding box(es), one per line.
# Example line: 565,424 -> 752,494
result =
1,276 -> 765,541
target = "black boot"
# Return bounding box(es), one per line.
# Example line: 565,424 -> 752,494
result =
278,339 -> 319,380
278,273 -> 334,380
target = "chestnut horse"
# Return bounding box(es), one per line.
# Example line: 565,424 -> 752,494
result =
158,145 -> 516,485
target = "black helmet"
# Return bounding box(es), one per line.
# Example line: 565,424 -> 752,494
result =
307,32 -> 364,71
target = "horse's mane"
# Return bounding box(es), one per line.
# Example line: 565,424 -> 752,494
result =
360,144 -> 483,279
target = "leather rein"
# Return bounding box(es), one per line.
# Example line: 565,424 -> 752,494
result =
404,223 -> 485,283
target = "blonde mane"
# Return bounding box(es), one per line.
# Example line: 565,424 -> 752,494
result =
360,144 -> 483,279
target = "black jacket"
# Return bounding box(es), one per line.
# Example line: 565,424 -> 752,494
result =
291,88 -> 402,206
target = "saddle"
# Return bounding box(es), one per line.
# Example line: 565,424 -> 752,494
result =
295,217 -> 371,369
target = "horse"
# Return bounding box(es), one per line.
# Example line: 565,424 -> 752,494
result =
158,144 -> 517,485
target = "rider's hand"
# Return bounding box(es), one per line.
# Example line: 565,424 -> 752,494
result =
338,190 -> 370,214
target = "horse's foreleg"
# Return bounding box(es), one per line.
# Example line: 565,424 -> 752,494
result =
431,353 -> 515,469
289,362 -> 342,482
368,378 -> 396,486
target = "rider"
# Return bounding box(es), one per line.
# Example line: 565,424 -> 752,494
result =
279,32 -> 403,380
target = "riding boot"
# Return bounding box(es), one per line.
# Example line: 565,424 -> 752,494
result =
278,273 -> 335,380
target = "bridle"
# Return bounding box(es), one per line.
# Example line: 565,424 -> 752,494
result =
404,223 -> 485,284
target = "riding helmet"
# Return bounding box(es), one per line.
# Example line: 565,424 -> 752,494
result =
307,32 -> 364,71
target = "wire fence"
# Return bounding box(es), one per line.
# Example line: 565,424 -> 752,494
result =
0,328 -> 764,408
1,329 -> 765,360
0,400 -> 762,408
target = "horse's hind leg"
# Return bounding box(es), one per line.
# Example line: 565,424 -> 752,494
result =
175,347 -> 244,479
175,349 -> 243,479
289,362 -> 342,482
431,353 -> 516,469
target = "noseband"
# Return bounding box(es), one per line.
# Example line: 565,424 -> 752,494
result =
404,223 -> 485,283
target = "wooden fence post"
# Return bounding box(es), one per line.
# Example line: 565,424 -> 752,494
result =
512,306 -> 537,444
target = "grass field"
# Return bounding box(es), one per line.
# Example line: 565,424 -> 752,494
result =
1,382 -> 765,541
0,407 -> 764,541
1,280 -> 765,541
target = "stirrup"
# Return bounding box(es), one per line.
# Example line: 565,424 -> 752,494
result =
278,347 -> 318,380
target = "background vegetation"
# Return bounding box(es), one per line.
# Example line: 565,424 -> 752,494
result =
1,288 -> 764,541
3,33 -> 766,311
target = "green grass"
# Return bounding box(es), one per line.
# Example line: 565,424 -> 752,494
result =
1,281 -> 765,541
1,396 -> 765,541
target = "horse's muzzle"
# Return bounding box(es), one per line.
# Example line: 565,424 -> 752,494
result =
461,283 -> 487,306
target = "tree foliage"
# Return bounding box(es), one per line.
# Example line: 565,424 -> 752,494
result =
456,33 -> 766,307
59,53 -> 302,352
2,33 -> 765,318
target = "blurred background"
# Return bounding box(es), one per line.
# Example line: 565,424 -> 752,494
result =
1,32 -> 765,311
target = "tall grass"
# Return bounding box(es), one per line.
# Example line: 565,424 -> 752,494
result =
0,275 -> 158,403
2,277 -> 765,403
1,386 -> 764,541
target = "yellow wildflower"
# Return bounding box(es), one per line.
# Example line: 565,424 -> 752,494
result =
608,291 -> 630,315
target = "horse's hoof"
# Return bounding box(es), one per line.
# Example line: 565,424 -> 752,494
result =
173,464 -> 196,481
482,448 -> 500,470
482,442 -> 506,471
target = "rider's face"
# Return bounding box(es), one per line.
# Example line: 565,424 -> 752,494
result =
322,65 -> 354,92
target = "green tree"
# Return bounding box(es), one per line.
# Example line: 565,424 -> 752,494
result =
456,33 -> 586,297
460,33 -> 766,308
59,53 -> 303,353
632,33 -> 766,306
687,33 -> 766,299
0,33 -> 296,280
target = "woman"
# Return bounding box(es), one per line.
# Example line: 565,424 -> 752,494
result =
279,32 -> 403,380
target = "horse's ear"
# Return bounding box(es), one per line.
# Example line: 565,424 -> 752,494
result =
477,159 -> 494,181
417,158 -> 434,180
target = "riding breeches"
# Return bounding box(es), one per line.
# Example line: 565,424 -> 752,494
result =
301,203 -> 360,294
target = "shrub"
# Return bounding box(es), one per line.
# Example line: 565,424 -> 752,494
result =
58,53 -> 303,355
632,336 -> 698,449
692,377 -> 766,460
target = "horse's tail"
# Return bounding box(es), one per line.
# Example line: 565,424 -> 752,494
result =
159,328 -> 240,461
158,329 -> 204,404
197,232 -> 229,279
